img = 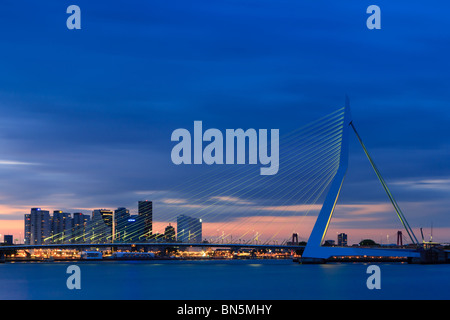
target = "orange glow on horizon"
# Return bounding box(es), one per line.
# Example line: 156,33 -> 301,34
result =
1,202 -> 449,245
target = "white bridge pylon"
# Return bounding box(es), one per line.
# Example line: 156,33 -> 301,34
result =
301,98 -> 420,262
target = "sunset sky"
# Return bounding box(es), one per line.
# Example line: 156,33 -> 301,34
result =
0,1 -> 449,245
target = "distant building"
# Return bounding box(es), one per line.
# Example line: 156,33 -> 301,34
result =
22,203 -> 153,245
98,209 -> 114,228
72,212 -> 90,243
164,224 -> 176,242
120,215 -> 146,242
87,209 -> 113,243
52,210 -> 72,244
138,201 -> 153,239
114,207 -> 130,241
338,233 -> 348,246
177,215 -> 202,243
115,207 -> 130,223
26,208 -> 51,245
4,235 -> 13,245
24,214 -> 31,245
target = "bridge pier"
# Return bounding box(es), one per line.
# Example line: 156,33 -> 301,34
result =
0,252 -> 5,263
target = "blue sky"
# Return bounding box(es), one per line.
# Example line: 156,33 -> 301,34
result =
0,1 -> 449,243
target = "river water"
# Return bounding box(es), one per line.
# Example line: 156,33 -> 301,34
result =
0,259 -> 448,300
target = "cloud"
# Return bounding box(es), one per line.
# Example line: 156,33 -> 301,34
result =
334,204 -> 393,216
392,178 -> 450,192
254,204 -> 322,213
0,160 -> 38,166
209,196 -> 254,205
162,198 -> 188,205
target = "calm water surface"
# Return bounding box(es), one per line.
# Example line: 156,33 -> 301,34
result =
0,259 -> 448,300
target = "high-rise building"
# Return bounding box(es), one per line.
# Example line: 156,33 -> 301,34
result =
87,209 -> 113,243
177,215 -> 202,243
98,209 -> 114,227
338,233 -> 347,246
120,215 -> 146,242
72,212 -> 90,243
52,210 -> 72,244
138,201 -> 153,239
115,207 -> 130,222
115,207 -> 130,241
164,224 -> 176,242
26,208 -> 51,245
24,214 -> 31,245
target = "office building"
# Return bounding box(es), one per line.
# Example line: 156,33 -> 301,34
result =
138,201 -> 153,239
164,224 -> 176,242
24,214 -> 31,245
177,215 -> 202,243
87,209 -> 113,243
72,212 -> 90,243
52,210 -> 73,244
120,215 -> 146,242
338,233 -> 348,246
98,209 -> 114,228
115,207 -> 130,223
114,207 -> 130,242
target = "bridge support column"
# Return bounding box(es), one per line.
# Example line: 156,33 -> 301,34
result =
0,252 -> 5,263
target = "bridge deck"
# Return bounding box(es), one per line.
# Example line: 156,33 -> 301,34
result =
0,242 -> 305,251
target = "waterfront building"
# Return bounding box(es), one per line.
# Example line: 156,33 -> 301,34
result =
164,224 -> 176,242
87,209 -> 113,243
24,214 -> 31,245
338,233 -> 348,246
52,210 -> 73,244
115,207 -> 130,223
26,208 -> 51,245
98,209 -> 114,228
114,207 -> 130,241
120,215 -> 146,242
138,200 -> 153,239
4,235 -> 13,245
177,215 -> 202,243
72,212 -> 90,243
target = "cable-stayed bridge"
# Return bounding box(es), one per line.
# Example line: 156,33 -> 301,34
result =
2,98 -> 441,263
301,97 -> 421,262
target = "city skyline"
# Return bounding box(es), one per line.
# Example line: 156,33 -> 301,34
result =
21,201 -> 206,245
3,197 -> 439,247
